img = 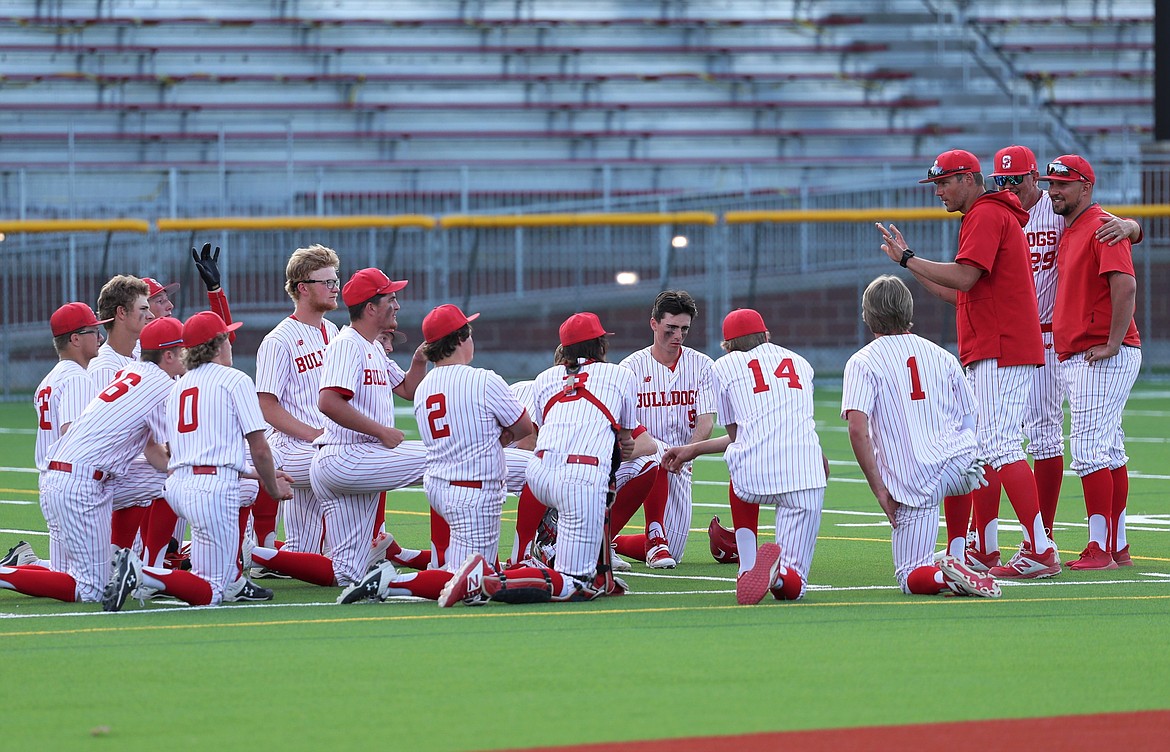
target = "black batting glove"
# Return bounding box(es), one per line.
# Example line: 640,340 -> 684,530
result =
191,242 -> 222,292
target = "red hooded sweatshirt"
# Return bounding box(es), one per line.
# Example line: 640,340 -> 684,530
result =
952,190 -> 1044,368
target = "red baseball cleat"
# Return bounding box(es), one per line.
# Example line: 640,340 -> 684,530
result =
1067,541 -> 1119,571
736,543 -> 781,606
989,542 -> 1061,579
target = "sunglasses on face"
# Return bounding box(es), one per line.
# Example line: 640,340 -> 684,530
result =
1046,162 -> 1091,182
925,164 -> 970,180
993,174 -> 1027,187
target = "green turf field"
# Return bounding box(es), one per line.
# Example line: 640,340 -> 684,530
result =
2,384 -> 1168,750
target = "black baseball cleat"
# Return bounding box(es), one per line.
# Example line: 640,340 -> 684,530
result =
102,548 -> 142,612
1,540 -> 37,567
223,578 -> 274,603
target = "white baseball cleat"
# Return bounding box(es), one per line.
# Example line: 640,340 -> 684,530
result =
610,546 -> 632,572
645,536 -> 677,569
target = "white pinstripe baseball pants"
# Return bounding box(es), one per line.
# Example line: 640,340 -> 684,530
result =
1061,346 -> 1141,477
166,467 -> 241,606
735,485 -> 824,588
39,470 -> 112,603
967,360 -> 1033,469
525,452 -> 607,581
425,477 -> 506,570
271,436 -> 325,553
1023,332 -> 1067,461
312,441 -> 427,585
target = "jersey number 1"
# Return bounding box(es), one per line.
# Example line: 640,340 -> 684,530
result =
748,358 -> 803,392
906,357 -> 926,401
426,394 -> 451,439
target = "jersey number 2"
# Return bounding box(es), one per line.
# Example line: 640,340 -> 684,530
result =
426,394 -> 451,439
748,358 -> 802,392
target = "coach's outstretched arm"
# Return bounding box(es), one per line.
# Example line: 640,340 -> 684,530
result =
876,223 -> 981,306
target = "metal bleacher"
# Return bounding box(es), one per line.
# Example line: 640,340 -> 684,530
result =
0,0 -> 1161,390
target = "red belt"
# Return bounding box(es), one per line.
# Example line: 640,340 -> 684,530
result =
450,480 -> 482,489
48,461 -> 107,482
192,466 -> 218,475
536,451 -> 600,466
1041,323 -> 1053,333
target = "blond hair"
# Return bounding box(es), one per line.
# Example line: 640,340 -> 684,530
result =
862,275 -> 914,335
285,244 -> 340,301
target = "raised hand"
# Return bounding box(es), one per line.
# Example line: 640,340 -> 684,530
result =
191,242 -> 222,291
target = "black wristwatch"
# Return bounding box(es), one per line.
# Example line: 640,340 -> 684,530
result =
899,248 -> 915,268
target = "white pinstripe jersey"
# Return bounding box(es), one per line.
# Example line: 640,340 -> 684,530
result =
316,326 -> 405,445
1025,191 -> 1065,325
167,363 -> 268,473
255,315 -> 339,431
413,364 -> 526,482
712,344 -> 825,496
841,334 -> 978,508
619,346 -> 716,446
509,380 -> 537,418
34,360 -> 98,471
531,361 -> 638,462
48,360 -> 173,476
87,342 -> 133,390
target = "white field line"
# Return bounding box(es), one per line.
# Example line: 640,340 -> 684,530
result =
3,572 -> 1168,621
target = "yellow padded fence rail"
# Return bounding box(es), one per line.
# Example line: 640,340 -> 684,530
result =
0,218 -> 151,233
155,215 -> 437,231
2,207 -> 1169,235
438,211 -> 718,228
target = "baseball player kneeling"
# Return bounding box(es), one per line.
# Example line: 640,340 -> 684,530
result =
842,276 -> 999,598
103,313 -> 293,611
421,313 -> 638,607
663,309 -> 827,605
337,305 -> 535,605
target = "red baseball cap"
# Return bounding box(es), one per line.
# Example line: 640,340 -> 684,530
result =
182,310 -> 243,348
991,145 -> 1037,177
142,277 -> 180,299
139,316 -> 185,351
342,268 -> 408,307
919,149 -> 981,183
50,302 -> 112,337
1041,154 -> 1095,184
559,312 -> 613,347
422,304 -> 480,343
722,308 -> 767,340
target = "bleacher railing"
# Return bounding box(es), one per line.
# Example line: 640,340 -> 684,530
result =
1,204 -> 1165,395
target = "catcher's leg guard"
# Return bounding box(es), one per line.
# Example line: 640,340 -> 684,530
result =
489,569 -> 554,604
